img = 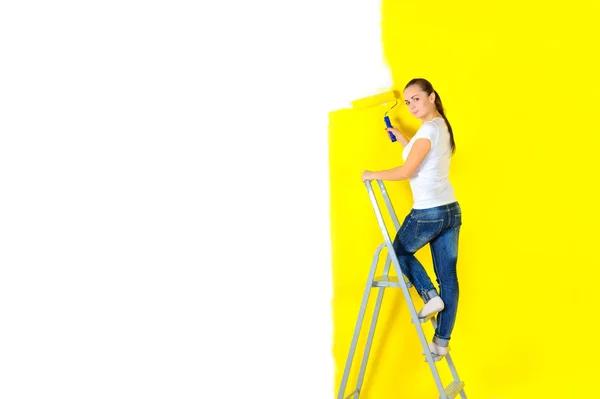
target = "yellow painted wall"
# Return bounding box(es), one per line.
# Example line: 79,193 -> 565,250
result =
330,1 -> 600,398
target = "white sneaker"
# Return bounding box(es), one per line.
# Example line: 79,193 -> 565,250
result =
417,296 -> 444,320
428,342 -> 449,357
422,342 -> 450,362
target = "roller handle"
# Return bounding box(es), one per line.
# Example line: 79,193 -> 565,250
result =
384,116 -> 397,142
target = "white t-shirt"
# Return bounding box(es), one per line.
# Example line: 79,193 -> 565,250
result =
401,117 -> 456,209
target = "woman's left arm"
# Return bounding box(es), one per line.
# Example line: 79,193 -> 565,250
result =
362,138 -> 431,182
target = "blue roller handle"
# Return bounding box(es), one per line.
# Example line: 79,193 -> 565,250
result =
384,116 -> 397,142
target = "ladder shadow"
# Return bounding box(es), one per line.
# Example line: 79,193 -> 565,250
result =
361,289 -> 421,397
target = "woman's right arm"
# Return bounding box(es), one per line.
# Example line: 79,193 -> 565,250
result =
386,127 -> 409,147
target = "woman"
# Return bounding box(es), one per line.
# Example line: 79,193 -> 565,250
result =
362,78 -> 462,359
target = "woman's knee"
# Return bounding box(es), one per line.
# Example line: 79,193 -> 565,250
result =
437,275 -> 458,288
435,268 -> 458,284
392,236 -> 412,256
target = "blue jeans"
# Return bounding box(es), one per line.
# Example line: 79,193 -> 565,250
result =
392,201 -> 462,347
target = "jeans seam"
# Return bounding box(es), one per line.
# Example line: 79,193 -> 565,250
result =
411,211 -> 442,218
437,286 -> 444,337
453,213 -> 462,229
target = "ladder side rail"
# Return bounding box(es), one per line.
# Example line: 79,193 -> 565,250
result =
355,254 -> 393,395
376,180 -> 402,231
429,319 -> 467,399
376,179 -> 413,286
337,243 -> 386,399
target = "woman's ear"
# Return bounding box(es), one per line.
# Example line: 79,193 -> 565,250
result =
429,92 -> 436,104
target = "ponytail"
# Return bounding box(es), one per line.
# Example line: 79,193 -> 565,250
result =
434,90 -> 456,154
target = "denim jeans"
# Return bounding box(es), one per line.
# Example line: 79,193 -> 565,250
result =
392,201 -> 462,347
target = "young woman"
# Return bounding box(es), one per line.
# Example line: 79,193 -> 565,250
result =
362,78 -> 462,358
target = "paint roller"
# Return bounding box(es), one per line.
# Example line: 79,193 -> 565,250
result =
351,90 -> 400,142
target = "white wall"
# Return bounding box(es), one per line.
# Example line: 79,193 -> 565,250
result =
0,1 -> 386,397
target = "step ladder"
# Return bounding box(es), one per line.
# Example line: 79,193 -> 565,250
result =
337,180 -> 467,399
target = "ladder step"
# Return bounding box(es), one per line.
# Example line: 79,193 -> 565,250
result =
418,312 -> 436,324
444,381 -> 465,398
343,388 -> 359,399
424,354 -> 444,362
372,275 -> 413,288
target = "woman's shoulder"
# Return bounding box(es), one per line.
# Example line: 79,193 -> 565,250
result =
425,117 -> 445,129
416,119 -> 440,140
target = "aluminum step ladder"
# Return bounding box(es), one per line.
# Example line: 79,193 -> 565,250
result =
337,179 -> 467,399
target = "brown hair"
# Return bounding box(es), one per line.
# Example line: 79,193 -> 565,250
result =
405,78 -> 455,154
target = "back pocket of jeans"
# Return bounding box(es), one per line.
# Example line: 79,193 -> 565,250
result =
415,219 -> 444,240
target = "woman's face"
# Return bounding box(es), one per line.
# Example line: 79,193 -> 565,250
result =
403,85 -> 435,119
